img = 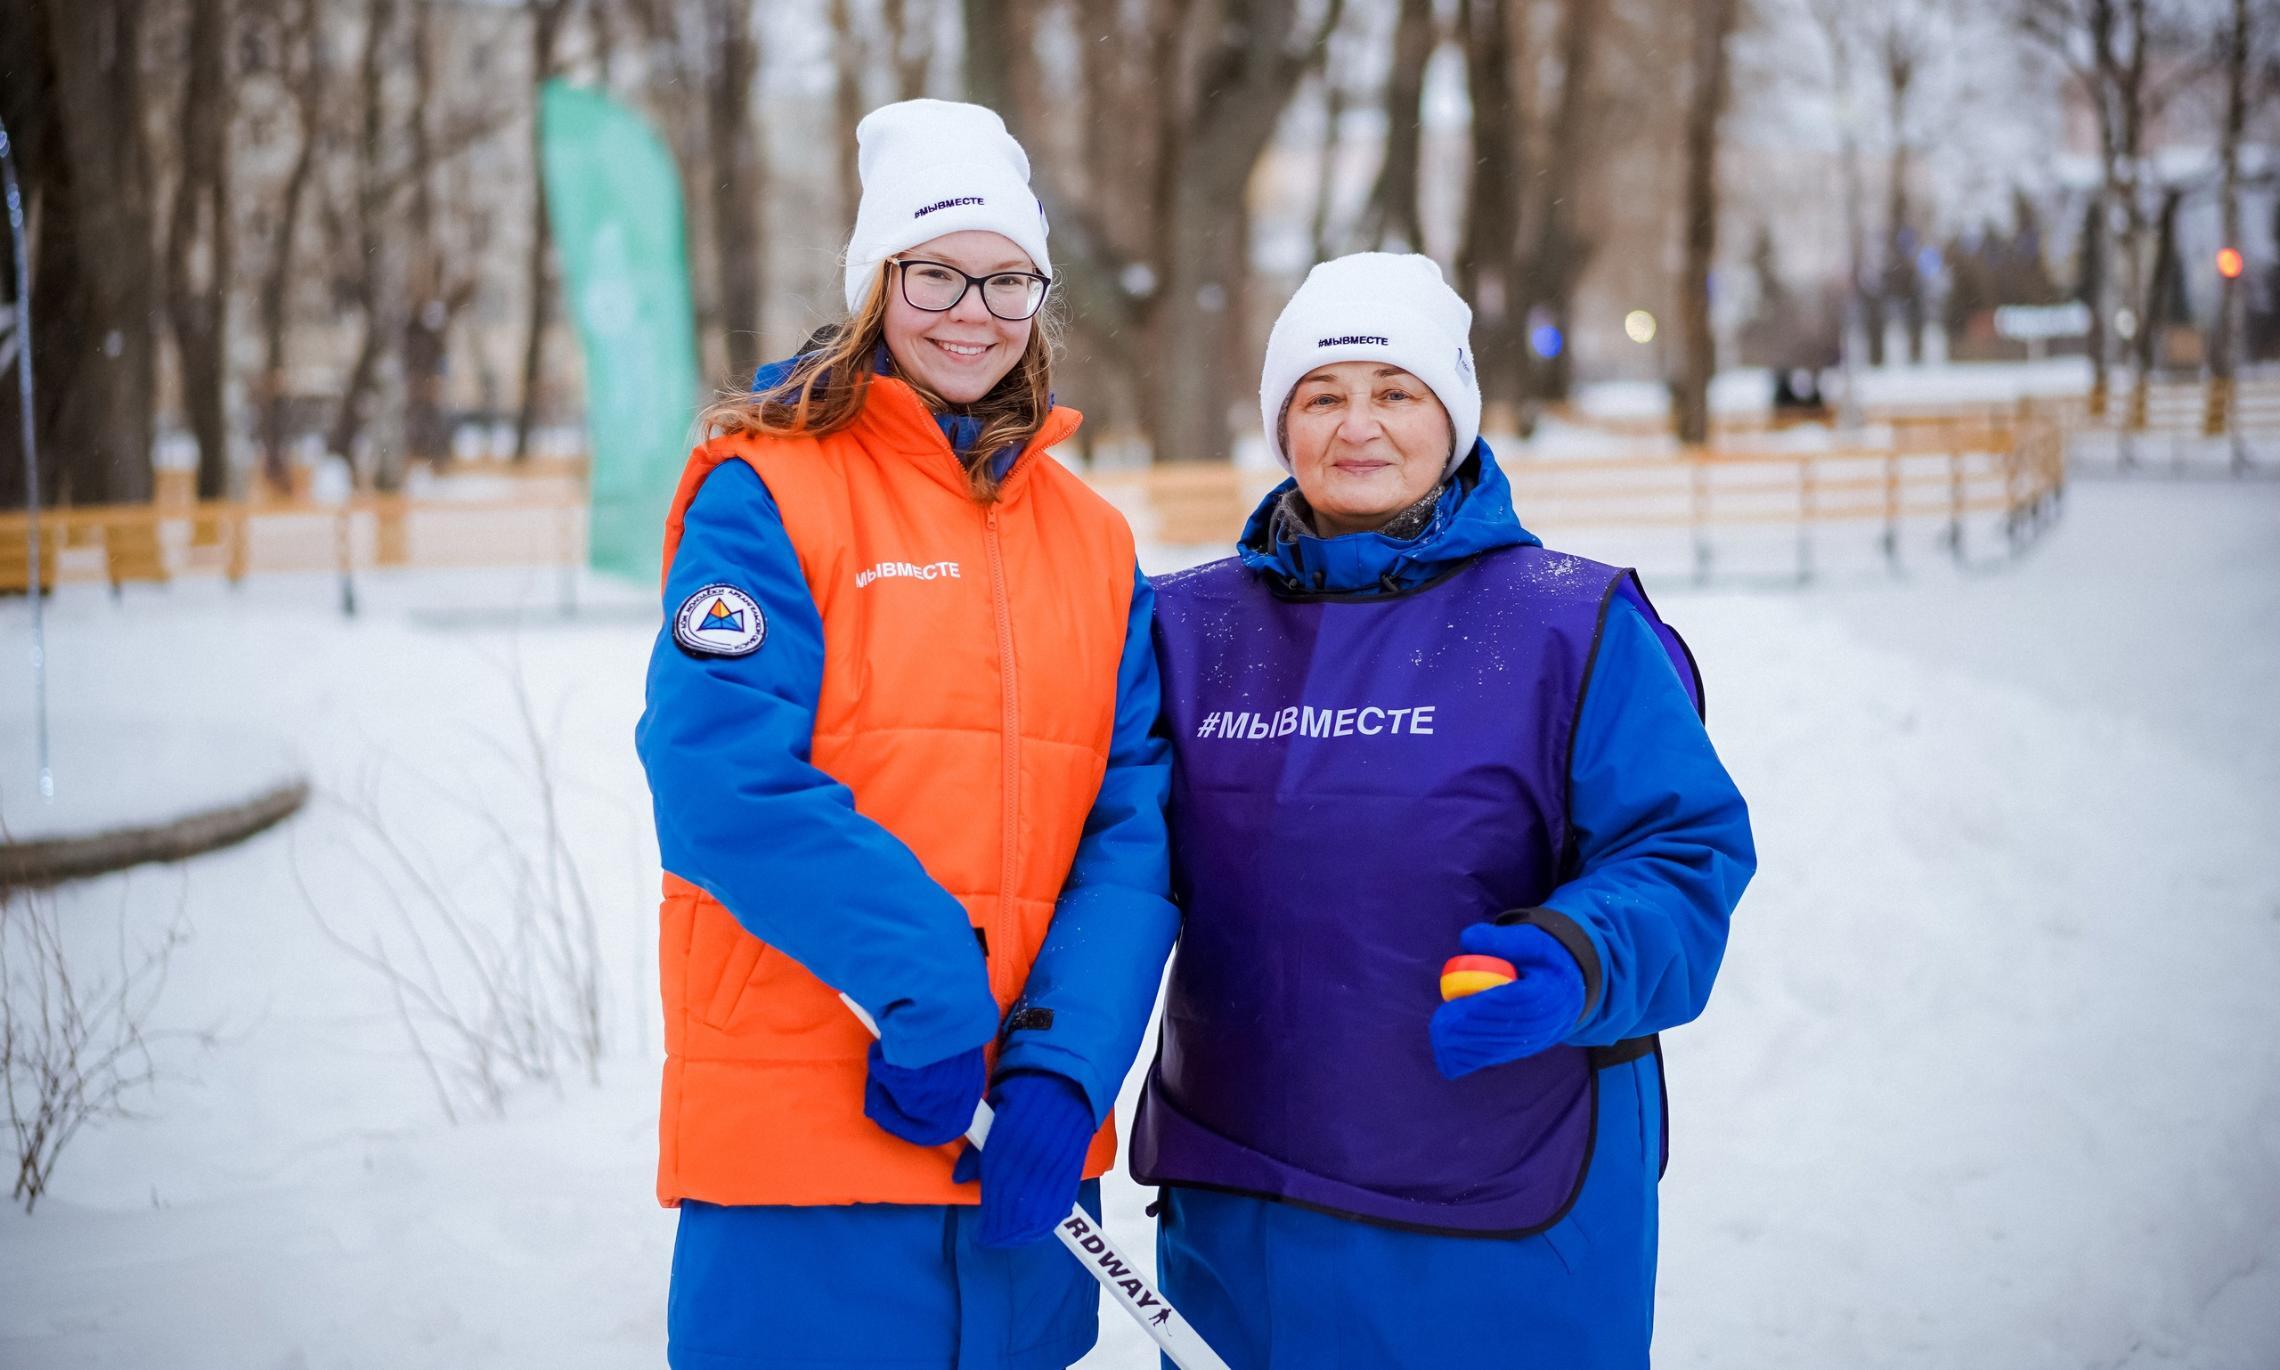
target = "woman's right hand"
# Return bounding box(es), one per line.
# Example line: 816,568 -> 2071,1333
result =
862,1040 -> 988,1146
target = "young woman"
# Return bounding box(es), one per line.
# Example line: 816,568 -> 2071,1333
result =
1132,253 -> 1756,1368
635,99 -> 1177,1370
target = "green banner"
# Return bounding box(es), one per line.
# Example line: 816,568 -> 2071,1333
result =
539,80 -> 700,582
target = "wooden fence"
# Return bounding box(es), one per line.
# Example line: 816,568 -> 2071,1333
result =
0,393 -> 2096,597
2059,376 -> 2280,472
0,483 -> 586,596
1095,416 -> 2066,578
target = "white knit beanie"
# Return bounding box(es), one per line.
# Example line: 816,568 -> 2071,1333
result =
1258,252 -> 1481,474
842,99 -> 1052,313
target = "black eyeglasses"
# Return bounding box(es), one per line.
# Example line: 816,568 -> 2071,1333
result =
892,258 -> 1053,322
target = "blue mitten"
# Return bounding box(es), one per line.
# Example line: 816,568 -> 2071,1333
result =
863,1040 -> 987,1147
1429,922 -> 1588,1080
950,1071 -> 1096,1249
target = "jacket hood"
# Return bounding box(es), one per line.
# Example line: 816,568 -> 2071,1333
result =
1236,438 -> 1542,595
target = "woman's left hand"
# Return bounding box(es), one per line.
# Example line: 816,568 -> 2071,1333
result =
952,1070 -> 1096,1248
1428,923 -> 1587,1079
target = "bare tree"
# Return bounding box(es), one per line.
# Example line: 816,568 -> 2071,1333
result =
301,673 -> 612,1124
1875,9 -> 1929,364
705,0 -> 765,384
830,0 -> 866,225
1361,0 -> 1434,253
0,0 -> 160,509
882,0 -> 935,99
1008,0 -> 1346,464
165,0 -> 237,500
252,0 -> 326,494
1519,0 -> 1604,401
1673,0 -> 1738,446
1457,0 -> 1524,416
2018,0 -> 2200,415
327,0 -> 399,481
1801,0 -> 1948,369
1801,0 -> 1873,398
512,0 -> 579,461
1141,0 -> 1345,464
2,887 -> 195,1215
963,0 -> 1017,115
400,0 -> 478,468
2206,0 -> 2250,389
1307,61 -> 1351,265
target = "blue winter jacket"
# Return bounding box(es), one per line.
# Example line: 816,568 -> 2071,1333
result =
1235,442 -> 1755,1043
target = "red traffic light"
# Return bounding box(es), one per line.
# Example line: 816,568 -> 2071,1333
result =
2216,247 -> 2244,280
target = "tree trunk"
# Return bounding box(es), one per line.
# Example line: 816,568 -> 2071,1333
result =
167,0 -> 234,501
1152,161 -> 1251,464
1364,0 -> 1432,252
400,0 -> 454,467
258,0 -> 323,494
707,0 -> 764,381
512,0 -> 572,461
831,0 -> 864,225
1051,0 -> 1154,446
1522,0 -> 1600,401
2208,0 -> 2248,382
1807,0 -> 1870,390
25,0 -> 159,506
2078,195 -> 2107,386
1672,0 -> 1735,446
1457,0 -> 1521,416
0,1 -> 66,515
1879,25 -> 1924,365
2142,185 -> 2185,367
884,0 -> 932,99
1147,0 -> 1322,464
2119,0 -> 2151,391
329,0 -> 396,482
1883,146 -> 1917,366
962,0 -> 1015,116
1309,69 -> 1347,263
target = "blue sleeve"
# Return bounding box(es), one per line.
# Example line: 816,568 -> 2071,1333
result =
994,565 -> 1181,1122
1517,598 -> 1755,1046
634,459 -> 998,1066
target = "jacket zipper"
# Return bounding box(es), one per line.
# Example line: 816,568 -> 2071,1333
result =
983,503 -> 1019,1008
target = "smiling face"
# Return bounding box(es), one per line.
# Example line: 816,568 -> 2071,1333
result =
880,230 -> 1037,405
1282,362 -> 1455,537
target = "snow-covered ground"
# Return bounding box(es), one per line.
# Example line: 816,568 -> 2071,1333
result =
2,464 -> 2276,1368
0,716 -> 302,843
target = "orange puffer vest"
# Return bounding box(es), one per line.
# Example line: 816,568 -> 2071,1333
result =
655,376 -> 1136,1208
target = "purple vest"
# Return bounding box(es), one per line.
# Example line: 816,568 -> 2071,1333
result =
1132,544 -> 1689,1234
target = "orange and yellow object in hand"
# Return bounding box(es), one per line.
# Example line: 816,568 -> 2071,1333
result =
1439,954 -> 1519,1001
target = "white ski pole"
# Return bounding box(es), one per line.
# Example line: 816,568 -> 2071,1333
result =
840,995 -> 1232,1370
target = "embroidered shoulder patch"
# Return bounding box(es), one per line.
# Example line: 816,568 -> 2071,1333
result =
672,584 -> 767,658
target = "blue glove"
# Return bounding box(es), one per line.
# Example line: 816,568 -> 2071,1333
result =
951,1070 -> 1096,1248
863,1040 -> 987,1147
1430,922 -> 1588,1080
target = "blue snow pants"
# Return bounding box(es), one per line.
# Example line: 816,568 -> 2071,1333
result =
1156,1055 -> 1664,1369
668,1182 -> 1104,1369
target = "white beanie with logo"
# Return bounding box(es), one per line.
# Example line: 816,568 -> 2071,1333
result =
1258,252 -> 1481,474
842,99 -> 1052,313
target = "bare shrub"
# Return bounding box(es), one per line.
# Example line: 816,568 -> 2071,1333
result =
0,882 -> 193,1214
299,669 -> 609,1125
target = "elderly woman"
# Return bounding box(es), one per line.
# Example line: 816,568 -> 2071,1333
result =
1131,253 -> 1755,1368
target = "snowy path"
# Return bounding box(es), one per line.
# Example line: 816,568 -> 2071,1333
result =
2,481 -> 2275,1369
